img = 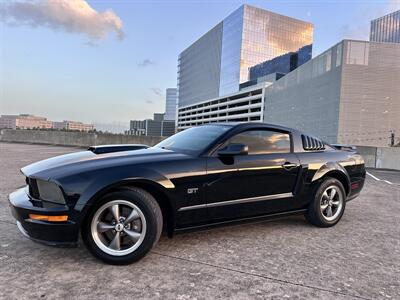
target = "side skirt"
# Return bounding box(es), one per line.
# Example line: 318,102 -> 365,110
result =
346,192 -> 360,202
173,209 -> 308,235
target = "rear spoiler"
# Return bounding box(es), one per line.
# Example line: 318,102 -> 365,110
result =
330,144 -> 357,151
88,144 -> 149,154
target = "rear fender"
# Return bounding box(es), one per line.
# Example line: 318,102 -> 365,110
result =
311,162 -> 351,195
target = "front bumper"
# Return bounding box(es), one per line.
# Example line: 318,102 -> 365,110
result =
347,177 -> 365,202
9,187 -> 78,247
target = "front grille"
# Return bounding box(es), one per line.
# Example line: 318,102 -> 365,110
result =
27,178 -> 40,199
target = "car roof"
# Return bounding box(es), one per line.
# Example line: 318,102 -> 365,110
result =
201,122 -> 297,133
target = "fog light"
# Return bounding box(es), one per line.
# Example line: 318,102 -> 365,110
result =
29,214 -> 68,222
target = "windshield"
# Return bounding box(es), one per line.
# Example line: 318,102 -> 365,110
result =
155,125 -> 231,155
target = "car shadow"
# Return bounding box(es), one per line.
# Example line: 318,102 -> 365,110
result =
156,214 -> 311,247
9,214 -> 311,266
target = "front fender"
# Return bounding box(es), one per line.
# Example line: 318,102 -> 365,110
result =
64,166 -> 175,212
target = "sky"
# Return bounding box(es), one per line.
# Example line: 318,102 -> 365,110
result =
1,0 -> 399,128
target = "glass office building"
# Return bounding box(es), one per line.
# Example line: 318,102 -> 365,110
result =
249,44 -> 312,81
164,88 -> 177,121
370,10 -> 400,43
177,23 -> 223,108
177,4 -> 313,108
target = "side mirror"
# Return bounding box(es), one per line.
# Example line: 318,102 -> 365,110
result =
218,143 -> 248,156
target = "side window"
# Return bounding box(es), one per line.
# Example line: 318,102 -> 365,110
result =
229,130 -> 290,154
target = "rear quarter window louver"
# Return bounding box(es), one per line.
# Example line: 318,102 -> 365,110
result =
301,134 -> 325,151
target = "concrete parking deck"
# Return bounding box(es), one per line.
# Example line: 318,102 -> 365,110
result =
0,142 -> 399,300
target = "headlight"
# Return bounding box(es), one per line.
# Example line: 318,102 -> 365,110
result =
36,180 -> 65,204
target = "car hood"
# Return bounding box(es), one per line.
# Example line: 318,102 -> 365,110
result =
21,147 -> 186,179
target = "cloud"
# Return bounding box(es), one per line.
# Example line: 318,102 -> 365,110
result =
145,99 -> 154,104
137,59 -> 156,67
0,0 -> 124,40
340,0 -> 400,40
150,88 -> 162,97
84,41 -> 98,47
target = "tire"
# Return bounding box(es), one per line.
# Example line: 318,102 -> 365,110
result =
82,187 -> 163,265
306,177 -> 346,227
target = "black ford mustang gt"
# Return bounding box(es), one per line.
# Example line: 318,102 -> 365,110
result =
9,123 -> 365,264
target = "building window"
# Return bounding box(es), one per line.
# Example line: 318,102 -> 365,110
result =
336,43 -> 342,67
227,129 -> 290,154
345,41 -> 369,66
325,50 -> 332,72
312,54 -> 325,77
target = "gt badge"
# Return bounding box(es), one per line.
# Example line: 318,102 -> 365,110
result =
187,188 -> 199,194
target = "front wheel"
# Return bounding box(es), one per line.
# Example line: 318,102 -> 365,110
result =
82,187 -> 163,265
306,178 -> 346,227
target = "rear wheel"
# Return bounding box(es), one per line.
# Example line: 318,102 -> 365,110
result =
306,178 -> 346,227
82,187 -> 162,265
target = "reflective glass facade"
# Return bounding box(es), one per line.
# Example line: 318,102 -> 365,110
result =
164,88 -> 177,121
219,6 -> 244,95
240,5 -> 313,84
248,44 -> 312,81
177,4 -> 313,108
177,23 -> 223,107
370,10 -> 400,43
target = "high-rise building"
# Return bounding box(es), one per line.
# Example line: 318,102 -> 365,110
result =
263,40 -> 400,147
164,88 -> 178,121
370,10 -> 400,43
177,4 -> 313,108
248,44 -> 312,82
179,40 -> 400,147
129,120 -> 146,136
153,113 -> 165,122
129,113 -> 175,137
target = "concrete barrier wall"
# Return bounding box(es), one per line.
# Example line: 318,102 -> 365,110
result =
376,147 -> 400,170
0,129 -> 163,148
355,146 -> 377,168
355,145 -> 400,170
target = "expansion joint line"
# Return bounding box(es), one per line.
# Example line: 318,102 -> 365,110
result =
152,251 -> 372,300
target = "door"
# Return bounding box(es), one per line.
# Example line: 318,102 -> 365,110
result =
205,129 -> 300,221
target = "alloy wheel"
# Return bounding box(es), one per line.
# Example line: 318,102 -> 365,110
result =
319,186 -> 343,222
91,200 -> 147,256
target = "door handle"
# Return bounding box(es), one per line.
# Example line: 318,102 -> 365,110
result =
282,162 -> 298,170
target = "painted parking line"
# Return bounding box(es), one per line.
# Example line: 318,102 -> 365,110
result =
366,172 -> 400,186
